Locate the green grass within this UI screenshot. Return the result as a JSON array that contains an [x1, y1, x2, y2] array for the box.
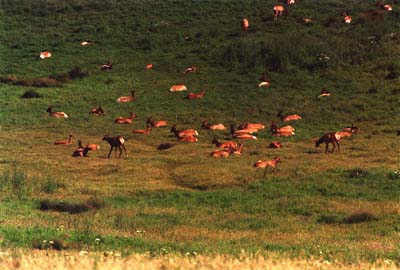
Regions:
[[0, 0, 399, 264]]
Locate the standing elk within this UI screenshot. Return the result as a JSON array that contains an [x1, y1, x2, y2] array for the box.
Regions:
[[242, 18, 249, 32], [46, 106, 68, 118], [187, 90, 206, 100], [273, 5, 285, 20], [146, 117, 168, 128], [315, 132, 341, 154], [201, 120, 226, 130], [102, 135, 127, 158], [254, 156, 281, 168], [116, 91, 136, 103], [114, 112, 137, 124], [54, 135, 73, 145], [342, 11, 352, 23]]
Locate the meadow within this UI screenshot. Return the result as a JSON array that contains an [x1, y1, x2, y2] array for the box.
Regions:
[[0, 0, 399, 267]]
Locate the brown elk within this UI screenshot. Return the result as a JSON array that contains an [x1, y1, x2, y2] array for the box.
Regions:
[[211, 137, 238, 149], [40, 51, 51, 59], [210, 148, 231, 157], [269, 141, 282, 148], [184, 66, 197, 73], [376, 1, 393, 11], [270, 122, 295, 136], [242, 18, 249, 32], [102, 135, 127, 158], [72, 140, 90, 157], [232, 143, 244, 155], [146, 63, 153, 69], [170, 125, 199, 138], [230, 124, 258, 136], [54, 135, 73, 145], [277, 111, 302, 122], [90, 106, 105, 116], [100, 61, 112, 70], [170, 84, 187, 92], [46, 106, 68, 118], [342, 11, 352, 23], [80, 41, 92, 46], [254, 157, 281, 168], [342, 124, 359, 134], [315, 132, 341, 154], [287, 0, 295, 4], [133, 124, 152, 134], [146, 117, 167, 128], [187, 90, 206, 100], [201, 120, 226, 130], [116, 91, 136, 103], [273, 5, 285, 20], [317, 89, 331, 98], [238, 122, 265, 130], [114, 112, 137, 124], [85, 143, 100, 150]]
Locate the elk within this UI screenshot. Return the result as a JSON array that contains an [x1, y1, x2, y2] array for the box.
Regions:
[[85, 143, 100, 150], [90, 106, 105, 116], [40, 51, 51, 59], [72, 140, 90, 157], [242, 18, 249, 32], [270, 122, 295, 136], [254, 156, 281, 168], [315, 132, 341, 154], [317, 89, 331, 98], [170, 84, 187, 92], [80, 41, 92, 46], [210, 148, 231, 157], [116, 91, 136, 103], [232, 133, 257, 140], [146, 63, 153, 69], [269, 141, 282, 148], [146, 117, 167, 128], [211, 137, 238, 149], [46, 106, 68, 118], [177, 135, 198, 142], [232, 143, 244, 155], [187, 90, 206, 100], [277, 111, 302, 122], [342, 124, 359, 134], [287, 0, 295, 4], [170, 125, 198, 137], [54, 135, 73, 145], [184, 66, 197, 73], [258, 81, 270, 87], [114, 112, 137, 124], [238, 122, 265, 130], [102, 135, 127, 158], [273, 5, 285, 20], [100, 61, 112, 70], [342, 11, 352, 23], [230, 124, 258, 136], [376, 1, 393, 11], [303, 18, 312, 23], [133, 124, 152, 134], [201, 120, 226, 130]]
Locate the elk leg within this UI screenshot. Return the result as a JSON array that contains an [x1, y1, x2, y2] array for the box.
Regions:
[[336, 141, 340, 152], [121, 144, 127, 156], [325, 142, 329, 154], [330, 142, 335, 153], [107, 146, 114, 158], [114, 146, 118, 158], [117, 145, 122, 158]]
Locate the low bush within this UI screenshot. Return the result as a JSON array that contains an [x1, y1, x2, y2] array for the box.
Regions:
[[342, 211, 378, 224], [21, 90, 42, 98]]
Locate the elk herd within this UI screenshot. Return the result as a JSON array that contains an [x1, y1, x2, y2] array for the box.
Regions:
[[43, 0, 396, 174]]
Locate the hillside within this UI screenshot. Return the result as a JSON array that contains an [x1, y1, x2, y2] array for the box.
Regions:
[[0, 0, 399, 265]]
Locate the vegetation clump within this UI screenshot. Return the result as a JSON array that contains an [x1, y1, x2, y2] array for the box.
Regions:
[[21, 90, 42, 98]]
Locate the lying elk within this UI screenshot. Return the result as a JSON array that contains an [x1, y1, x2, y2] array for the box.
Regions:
[[102, 135, 127, 158]]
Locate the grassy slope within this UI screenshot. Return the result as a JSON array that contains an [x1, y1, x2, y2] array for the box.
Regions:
[[0, 0, 399, 263]]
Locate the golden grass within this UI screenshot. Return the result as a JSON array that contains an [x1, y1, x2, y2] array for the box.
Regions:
[[0, 250, 398, 270]]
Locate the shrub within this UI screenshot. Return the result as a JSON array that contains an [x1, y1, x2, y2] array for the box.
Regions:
[[39, 200, 90, 214], [342, 211, 378, 224], [347, 168, 369, 178], [21, 90, 42, 98]]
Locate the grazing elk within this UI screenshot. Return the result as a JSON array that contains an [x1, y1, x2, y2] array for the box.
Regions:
[[146, 117, 168, 128], [270, 122, 295, 136], [40, 51, 51, 59], [211, 137, 238, 149], [242, 18, 249, 32], [201, 120, 226, 130], [277, 111, 302, 122], [184, 66, 197, 73], [315, 132, 341, 154], [54, 135, 73, 145], [102, 135, 127, 158], [116, 91, 136, 103], [90, 106, 105, 116], [100, 61, 112, 70], [170, 125, 199, 138], [273, 5, 285, 20], [254, 156, 281, 168], [170, 84, 187, 92], [187, 90, 206, 100], [46, 106, 68, 118], [114, 112, 137, 124]]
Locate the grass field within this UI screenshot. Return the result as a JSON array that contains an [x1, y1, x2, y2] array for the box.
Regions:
[[0, 0, 399, 267]]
